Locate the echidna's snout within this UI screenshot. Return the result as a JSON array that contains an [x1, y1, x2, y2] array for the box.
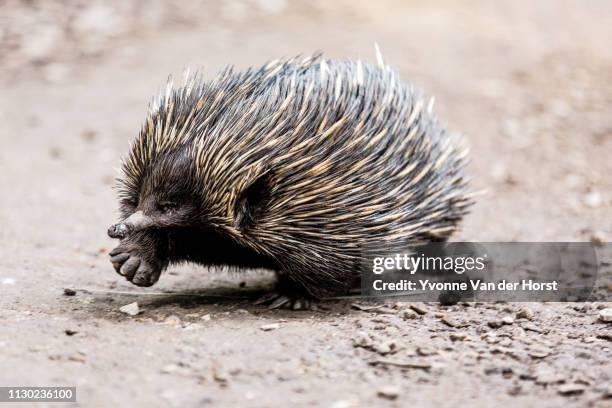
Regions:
[[107, 211, 155, 239], [107, 223, 129, 239]]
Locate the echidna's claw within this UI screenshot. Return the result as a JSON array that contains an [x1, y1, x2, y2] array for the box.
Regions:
[[268, 295, 291, 309], [253, 292, 281, 305], [110, 253, 130, 264], [254, 292, 320, 311]]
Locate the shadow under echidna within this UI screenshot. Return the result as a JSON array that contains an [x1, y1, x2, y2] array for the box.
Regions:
[[107, 52, 473, 310]]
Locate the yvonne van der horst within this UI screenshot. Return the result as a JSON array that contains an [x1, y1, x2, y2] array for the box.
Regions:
[[372, 279, 559, 292]]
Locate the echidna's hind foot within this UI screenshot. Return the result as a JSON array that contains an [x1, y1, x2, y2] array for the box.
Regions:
[[254, 292, 320, 310], [253, 274, 325, 310]]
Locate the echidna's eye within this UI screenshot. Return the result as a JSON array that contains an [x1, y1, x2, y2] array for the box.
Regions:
[[121, 198, 138, 209], [158, 201, 178, 214]]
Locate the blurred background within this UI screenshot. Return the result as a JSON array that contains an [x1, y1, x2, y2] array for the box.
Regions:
[[0, 1, 611, 406], [1, 0, 610, 245]]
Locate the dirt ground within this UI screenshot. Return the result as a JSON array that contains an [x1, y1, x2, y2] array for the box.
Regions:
[[1, 1, 611, 407]]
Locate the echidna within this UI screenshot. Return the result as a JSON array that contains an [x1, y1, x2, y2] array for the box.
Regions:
[[107, 52, 472, 309]]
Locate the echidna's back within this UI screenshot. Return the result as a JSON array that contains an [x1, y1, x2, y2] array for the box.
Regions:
[[204, 57, 472, 249]]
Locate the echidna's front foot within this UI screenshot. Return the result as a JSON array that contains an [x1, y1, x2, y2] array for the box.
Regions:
[[109, 245, 162, 287], [254, 292, 320, 310]]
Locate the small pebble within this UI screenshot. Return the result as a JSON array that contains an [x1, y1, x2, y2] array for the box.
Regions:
[[119, 302, 140, 316], [409, 304, 428, 315], [212, 366, 230, 383], [590, 231, 607, 246], [352, 332, 372, 348], [81, 129, 96, 142], [557, 383, 585, 396], [417, 346, 438, 356], [596, 332, 612, 342], [401, 310, 418, 320], [372, 341, 395, 355], [351, 303, 383, 311], [260, 323, 280, 331], [67, 353, 86, 363], [507, 385, 521, 396], [441, 316, 461, 328], [164, 315, 181, 326], [183, 323, 203, 331], [160, 363, 179, 374], [522, 323, 547, 334], [529, 348, 550, 359], [377, 385, 400, 400], [49, 147, 62, 158], [370, 307, 397, 315], [63, 288, 77, 296], [583, 191, 602, 208], [329, 399, 359, 408], [488, 320, 503, 329], [516, 307, 534, 321], [450, 332, 468, 341], [534, 368, 565, 385], [598, 308, 612, 323]]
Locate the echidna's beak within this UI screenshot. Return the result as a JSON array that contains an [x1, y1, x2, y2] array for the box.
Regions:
[[107, 211, 155, 239]]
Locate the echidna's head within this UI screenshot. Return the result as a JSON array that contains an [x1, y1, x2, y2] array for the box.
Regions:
[[108, 147, 202, 239]]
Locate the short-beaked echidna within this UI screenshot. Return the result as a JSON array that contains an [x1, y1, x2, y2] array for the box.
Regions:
[[107, 53, 472, 309]]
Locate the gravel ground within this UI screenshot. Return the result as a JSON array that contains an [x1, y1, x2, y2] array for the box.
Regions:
[[1, 1, 611, 407]]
